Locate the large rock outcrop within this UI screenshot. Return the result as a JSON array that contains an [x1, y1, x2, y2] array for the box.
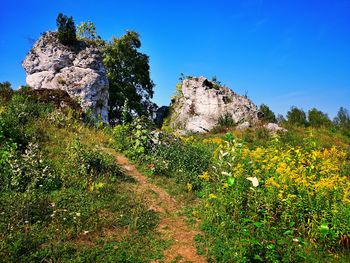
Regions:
[[169, 77, 261, 132], [22, 32, 109, 122]]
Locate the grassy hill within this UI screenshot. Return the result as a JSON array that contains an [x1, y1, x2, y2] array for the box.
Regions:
[[1, 89, 350, 262]]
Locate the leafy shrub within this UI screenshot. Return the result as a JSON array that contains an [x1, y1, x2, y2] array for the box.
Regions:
[[211, 113, 236, 133], [112, 116, 154, 160], [2, 143, 61, 193], [112, 124, 131, 152]]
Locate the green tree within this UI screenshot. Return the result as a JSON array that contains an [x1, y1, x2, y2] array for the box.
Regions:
[[308, 108, 332, 128], [102, 31, 155, 123], [0, 81, 13, 102], [76, 20, 103, 46], [56, 13, 77, 45], [276, 114, 286, 125], [259, 104, 277, 123], [286, 106, 308, 127], [334, 107, 350, 129]]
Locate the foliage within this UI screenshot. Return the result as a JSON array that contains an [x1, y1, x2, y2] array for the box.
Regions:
[[259, 103, 277, 123], [113, 119, 350, 261], [217, 113, 236, 128], [121, 98, 132, 125], [196, 134, 350, 261], [308, 108, 332, 128], [2, 142, 61, 193], [211, 113, 236, 133], [56, 13, 77, 45], [0, 81, 13, 102], [148, 136, 214, 190], [0, 93, 53, 147], [0, 95, 165, 262], [334, 107, 350, 137], [76, 20, 98, 41], [112, 116, 154, 159], [286, 106, 308, 127], [102, 31, 156, 123]]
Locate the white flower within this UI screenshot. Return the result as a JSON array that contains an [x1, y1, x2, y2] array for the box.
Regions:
[[247, 177, 259, 187], [76, 212, 81, 217], [293, 238, 299, 242]]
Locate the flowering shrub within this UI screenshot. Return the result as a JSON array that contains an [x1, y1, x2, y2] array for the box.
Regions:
[[1, 143, 61, 193], [198, 135, 350, 261]]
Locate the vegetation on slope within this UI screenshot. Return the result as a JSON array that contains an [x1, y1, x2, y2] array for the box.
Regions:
[[0, 90, 166, 262], [112, 109, 350, 262]]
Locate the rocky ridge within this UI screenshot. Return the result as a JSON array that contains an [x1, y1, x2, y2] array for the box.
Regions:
[[22, 32, 109, 122]]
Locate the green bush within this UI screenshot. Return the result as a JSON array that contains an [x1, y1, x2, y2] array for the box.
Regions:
[[3, 142, 61, 193], [0, 94, 53, 146]]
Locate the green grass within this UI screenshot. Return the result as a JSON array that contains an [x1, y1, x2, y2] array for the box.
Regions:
[[0, 95, 167, 262]]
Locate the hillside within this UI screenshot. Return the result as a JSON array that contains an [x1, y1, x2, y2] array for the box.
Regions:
[[2, 77, 350, 262]]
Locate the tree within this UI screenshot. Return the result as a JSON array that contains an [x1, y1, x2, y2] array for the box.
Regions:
[[286, 106, 308, 127], [56, 13, 77, 45], [308, 108, 332, 128], [276, 114, 286, 125], [0, 81, 13, 102], [334, 107, 350, 129], [259, 104, 277, 123], [76, 20, 103, 45], [102, 31, 155, 123]]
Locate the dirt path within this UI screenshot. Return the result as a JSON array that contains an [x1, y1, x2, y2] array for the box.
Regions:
[[104, 149, 206, 263]]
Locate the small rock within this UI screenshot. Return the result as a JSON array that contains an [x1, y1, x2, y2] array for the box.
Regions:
[[236, 121, 250, 130], [264, 123, 287, 133]]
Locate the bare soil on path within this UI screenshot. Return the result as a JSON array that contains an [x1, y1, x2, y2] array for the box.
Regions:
[[104, 149, 206, 263]]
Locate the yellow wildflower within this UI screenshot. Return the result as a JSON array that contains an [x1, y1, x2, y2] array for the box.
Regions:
[[208, 193, 217, 199], [199, 171, 210, 181]]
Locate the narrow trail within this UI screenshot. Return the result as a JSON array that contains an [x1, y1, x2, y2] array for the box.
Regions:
[[104, 148, 206, 263]]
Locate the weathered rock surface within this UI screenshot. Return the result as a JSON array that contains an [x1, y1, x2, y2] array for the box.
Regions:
[[169, 77, 261, 132], [264, 123, 287, 133], [22, 32, 109, 122]]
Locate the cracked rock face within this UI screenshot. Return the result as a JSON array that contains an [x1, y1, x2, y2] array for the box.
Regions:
[[169, 77, 261, 132], [22, 32, 109, 122]]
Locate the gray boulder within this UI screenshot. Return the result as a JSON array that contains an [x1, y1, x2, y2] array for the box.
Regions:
[[264, 123, 287, 133], [169, 77, 261, 132], [22, 32, 109, 122]]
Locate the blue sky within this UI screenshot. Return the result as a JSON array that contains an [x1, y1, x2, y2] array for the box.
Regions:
[[0, 0, 349, 118]]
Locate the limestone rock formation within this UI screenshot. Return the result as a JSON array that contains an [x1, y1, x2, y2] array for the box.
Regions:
[[22, 32, 109, 122], [169, 77, 261, 132], [264, 123, 287, 133]]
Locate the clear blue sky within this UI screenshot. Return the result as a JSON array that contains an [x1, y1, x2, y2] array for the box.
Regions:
[[1, 0, 349, 118]]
